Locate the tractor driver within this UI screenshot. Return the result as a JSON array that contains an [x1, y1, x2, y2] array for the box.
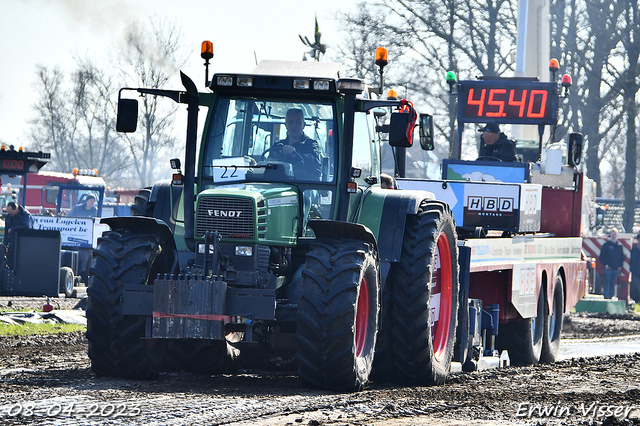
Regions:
[[269, 108, 322, 181], [68, 194, 98, 218], [477, 123, 517, 162]]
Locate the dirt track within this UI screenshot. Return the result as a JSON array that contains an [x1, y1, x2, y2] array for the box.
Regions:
[[1, 300, 640, 425]]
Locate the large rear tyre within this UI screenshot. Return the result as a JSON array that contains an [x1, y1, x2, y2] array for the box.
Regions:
[[541, 275, 564, 363], [131, 188, 154, 216], [389, 201, 459, 385], [86, 231, 165, 379], [497, 286, 545, 366], [296, 240, 379, 391]]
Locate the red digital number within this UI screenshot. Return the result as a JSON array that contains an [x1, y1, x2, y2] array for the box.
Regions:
[[527, 90, 548, 118], [486, 89, 507, 117], [2, 159, 23, 171], [508, 89, 528, 117], [467, 88, 486, 117]]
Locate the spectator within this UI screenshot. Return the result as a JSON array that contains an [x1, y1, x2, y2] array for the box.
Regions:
[[629, 234, 640, 303], [2, 201, 33, 266], [380, 173, 396, 189], [599, 228, 624, 299]]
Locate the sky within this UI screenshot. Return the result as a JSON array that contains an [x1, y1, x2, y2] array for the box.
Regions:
[[0, 0, 358, 148]]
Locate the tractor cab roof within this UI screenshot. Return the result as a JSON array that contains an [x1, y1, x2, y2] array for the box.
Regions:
[[252, 60, 342, 80]]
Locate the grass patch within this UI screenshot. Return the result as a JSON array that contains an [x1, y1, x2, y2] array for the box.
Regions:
[[0, 322, 85, 336]]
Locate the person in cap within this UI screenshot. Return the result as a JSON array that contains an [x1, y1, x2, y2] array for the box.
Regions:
[[629, 233, 640, 302], [68, 193, 98, 218], [599, 227, 624, 299], [477, 123, 517, 162]]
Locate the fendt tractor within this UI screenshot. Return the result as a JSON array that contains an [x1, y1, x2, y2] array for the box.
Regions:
[[86, 42, 586, 391]]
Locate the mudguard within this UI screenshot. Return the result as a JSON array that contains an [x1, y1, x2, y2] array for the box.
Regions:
[[99, 216, 180, 274], [359, 189, 435, 263], [307, 220, 378, 257], [149, 180, 183, 233]]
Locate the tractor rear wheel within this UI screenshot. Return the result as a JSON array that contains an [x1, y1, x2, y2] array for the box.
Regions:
[[131, 188, 154, 216], [389, 201, 459, 385], [86, 231, 165, 379], [296, 240, 379, 391], [497, 286, 545, 366], [541, 275, 564, 363]]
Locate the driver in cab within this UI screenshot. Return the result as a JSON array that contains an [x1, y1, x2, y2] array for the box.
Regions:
[[477, 123, 517, 162], [270, 108, 322, 180]]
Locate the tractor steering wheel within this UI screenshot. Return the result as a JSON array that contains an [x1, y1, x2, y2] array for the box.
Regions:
[[476, 156, 503, 162], [261, 144, 305, 163]]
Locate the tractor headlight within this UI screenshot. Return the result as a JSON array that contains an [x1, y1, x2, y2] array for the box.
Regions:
[[235, 246, 253, 256]]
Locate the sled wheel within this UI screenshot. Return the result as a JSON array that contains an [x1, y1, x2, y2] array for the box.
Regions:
[[497, 285, 545, 366], [541, 275, 564, 363], [297, 240, 379, 390]]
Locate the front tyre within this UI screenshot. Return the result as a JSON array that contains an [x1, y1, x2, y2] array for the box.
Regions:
[[86, 231, 165, 379], [541, 275, 564, 363], [390, 201, 459, 385], [296, 240, 379, 391]]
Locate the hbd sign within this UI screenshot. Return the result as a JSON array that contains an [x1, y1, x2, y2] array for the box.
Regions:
[[467, 196, 514, 213], [463, 185, 519, 230]]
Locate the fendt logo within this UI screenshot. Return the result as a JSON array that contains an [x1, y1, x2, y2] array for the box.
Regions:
[[207, 209, 242, 218], [467, 196, 514, 213]]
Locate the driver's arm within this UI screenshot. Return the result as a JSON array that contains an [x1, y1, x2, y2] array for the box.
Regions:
[[292, 139, 322, 180]]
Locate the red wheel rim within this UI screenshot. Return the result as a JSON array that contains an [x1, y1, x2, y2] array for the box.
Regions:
[[355, 276, 369, 357], [431, 232, 453, 361]]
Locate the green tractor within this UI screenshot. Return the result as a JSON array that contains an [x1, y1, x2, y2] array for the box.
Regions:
[[86, 44, 459, 391]]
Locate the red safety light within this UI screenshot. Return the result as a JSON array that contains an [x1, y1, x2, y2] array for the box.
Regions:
[[562, 74, 572, 88], [549, 58, 560, 72], [201, 41, 214, 60], [172, 173, 184, 186]]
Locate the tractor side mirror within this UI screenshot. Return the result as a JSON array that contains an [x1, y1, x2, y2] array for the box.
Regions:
[[116, 98, 139, 133], [567, 132, 583, 167], [419, 114, 434, 151], [389, 113, 412, 147]]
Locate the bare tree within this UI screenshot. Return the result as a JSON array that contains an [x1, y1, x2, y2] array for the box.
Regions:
[[333, 0, 518, 175], [29, 62, 130, 185], [30, 66, 76, 171], [620, 0, 640, 231], [116, 17, 188, 187]]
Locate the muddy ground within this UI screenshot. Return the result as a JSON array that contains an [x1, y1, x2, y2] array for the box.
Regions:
[[1, 297, 640, 425]]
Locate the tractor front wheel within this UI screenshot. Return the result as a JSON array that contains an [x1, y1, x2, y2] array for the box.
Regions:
[[296, 240, 379, 391], [86, 231, 165, 379]]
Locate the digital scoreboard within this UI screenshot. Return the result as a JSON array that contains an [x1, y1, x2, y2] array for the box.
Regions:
[[457, 80, 558, 126]]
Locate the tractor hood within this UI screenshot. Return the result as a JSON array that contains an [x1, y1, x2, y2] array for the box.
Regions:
[[196, 183, 300, 245]]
